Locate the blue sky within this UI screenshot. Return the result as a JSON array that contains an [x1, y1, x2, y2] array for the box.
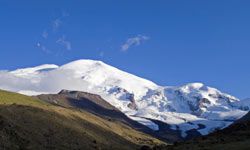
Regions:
[[0, 0, 250, 98]]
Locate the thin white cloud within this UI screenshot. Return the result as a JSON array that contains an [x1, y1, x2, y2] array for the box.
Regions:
[[0, 69, 87, 94], [42, 30, 48, 39], [52, 18, 62, 31], [37, 11, 72, 54], [36, 42, 51, 53], [56, 36, 71, 50], [52, 12, 69, 31], [99, 51, 104, 57], [121, 35, 150, 52], [62, 11, 70, 17]]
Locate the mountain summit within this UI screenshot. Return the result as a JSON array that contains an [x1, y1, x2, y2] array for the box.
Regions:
[[0, 59, 249, 138]]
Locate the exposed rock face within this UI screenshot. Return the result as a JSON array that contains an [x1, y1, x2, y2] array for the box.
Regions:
[[128, 98, 137, 110], [108, 86, 138, 110]]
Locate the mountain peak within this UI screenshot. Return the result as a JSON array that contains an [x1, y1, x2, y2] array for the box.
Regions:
[[185, 82, 205, 89], [0, 59, 248, 138], [60, 59, 109, 70]]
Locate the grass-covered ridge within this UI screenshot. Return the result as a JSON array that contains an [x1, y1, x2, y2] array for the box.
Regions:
[[0, 89, 164, 150], [0, 90, 47, 106]]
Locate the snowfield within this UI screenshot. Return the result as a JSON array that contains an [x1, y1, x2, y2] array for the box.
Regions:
[[0, 59, 249, 137]]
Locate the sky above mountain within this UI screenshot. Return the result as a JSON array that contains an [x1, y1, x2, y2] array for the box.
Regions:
[[0, 0, 250, 98]]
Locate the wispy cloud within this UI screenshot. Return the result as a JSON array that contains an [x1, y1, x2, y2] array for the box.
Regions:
[[52, 11, 69, 31], [56, 36, 71, 50], [52, 18, 62, 31], [121, 35, 150, 52], [36, 42, 50, 53], [37, 11, 72, 54], [42, 30, 48, 39], [99, 51, 104, 57]]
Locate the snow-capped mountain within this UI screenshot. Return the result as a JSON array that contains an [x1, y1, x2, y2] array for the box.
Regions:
[[0, 59, 248, 137], [232, 98, 250, 111]]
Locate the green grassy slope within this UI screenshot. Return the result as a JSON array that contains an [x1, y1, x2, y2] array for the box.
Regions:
[[0, 90, 47, 106], [0, 90, 164, 150]]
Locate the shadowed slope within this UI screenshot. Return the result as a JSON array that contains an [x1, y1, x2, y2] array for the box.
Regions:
[[36, 90, 160, 134], [0, 90, 164, 150], [161, 112, 250, 150]]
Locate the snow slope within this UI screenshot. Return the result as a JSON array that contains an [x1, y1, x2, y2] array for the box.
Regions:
[[232, 98, 250, 111], [0, 59, 248, 137]]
